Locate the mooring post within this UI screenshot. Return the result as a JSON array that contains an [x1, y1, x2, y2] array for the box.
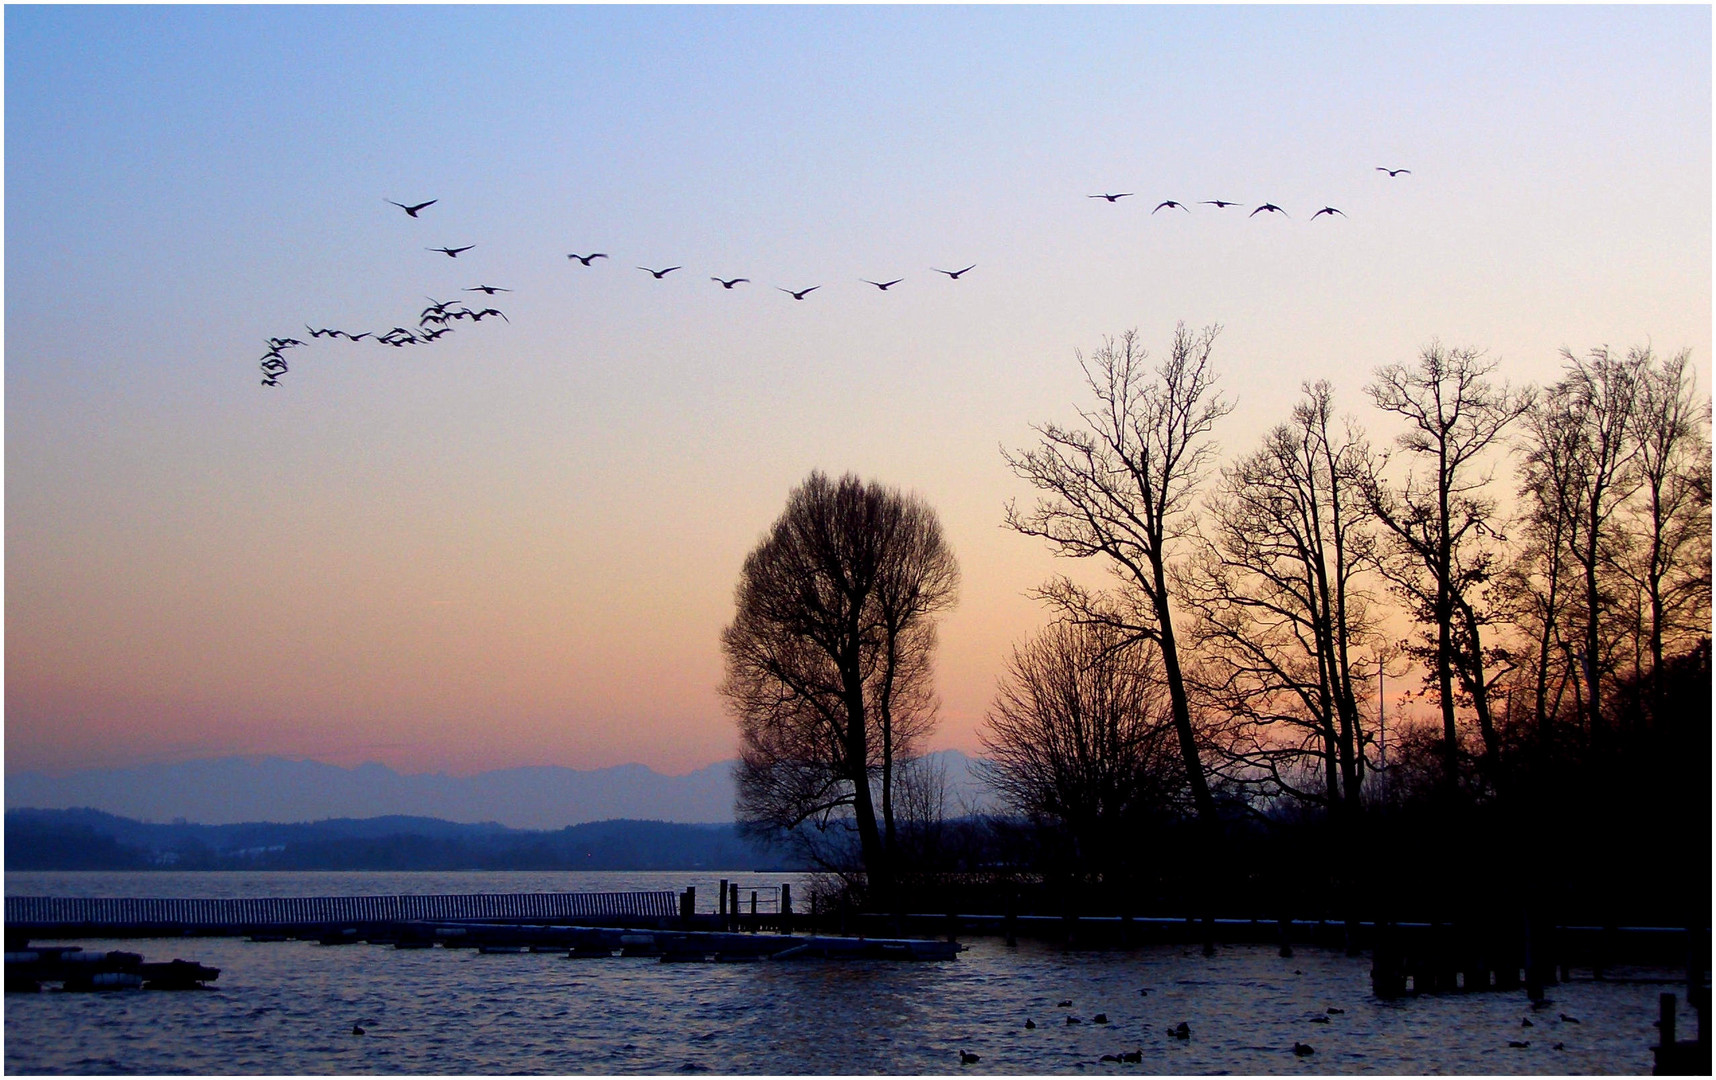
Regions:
[[680, 887, 695, 924], [1525, 913, 1545, 1003], [718, 879, 728, 925], [730, 883, 740, 932], [750, 891, 758, 932], [780, 883, 792, 935]]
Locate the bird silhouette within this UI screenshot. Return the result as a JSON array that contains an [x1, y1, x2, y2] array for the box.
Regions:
[[1325, 1008, 1343, 1015], [1202, 200, 1241, 208], [711, 277, 749, 289], [1310, 1015, 1330, 1024], [1249, 203, 1288, 218], [1376, 167, 1411, 177], [1310, 206, 1346, 220], [1153, 200, 1191, 213], [1056, 1001, 1072, 1008], [1024, 1019, 1035, 1029], [420, 326, 453, 341], [1508, 1041, 1530, 1049], [386, 199, 436, 217], [958, 1051, 980, 1065], [429, 246, 474, 257], [465, 285, 511, 294], [568, 253, 609, 265], [266, 337, 306, 349], [1293, 1043, 1315, 1056], [469, 307, 509, 322], [306, 326, 338, 339], [1093, 1014, 1109, 1024], [779, 286, 820, 300], [1089, 193, 1133, 202], [342, 332, 372, 342], [1169, 1023, 1190, 1040], [863, 278, 903, 291], [352, 1024, 366, 1036], [933, 265, 975, 279], [638, 266, 681, 279], [1522, 1018, 1534, 1028], [1558, 1014, 1580, 1024]]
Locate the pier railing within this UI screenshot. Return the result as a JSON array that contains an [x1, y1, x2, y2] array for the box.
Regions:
[[6, 890, 680, 930]]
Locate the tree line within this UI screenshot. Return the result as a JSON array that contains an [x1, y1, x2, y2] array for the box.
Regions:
[[721, 326, 1710, 919]]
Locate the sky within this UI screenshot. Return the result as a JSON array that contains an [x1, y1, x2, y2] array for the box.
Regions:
[[5, 6, 1710, 778]]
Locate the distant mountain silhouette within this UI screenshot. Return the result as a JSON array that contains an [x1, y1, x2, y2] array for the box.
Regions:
[[4, 808, 803, 872], [4, 750, 995, 829]]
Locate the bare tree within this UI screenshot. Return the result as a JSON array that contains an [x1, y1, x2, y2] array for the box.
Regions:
[[721, 472, 958, 899], [1003, 323, 1231, 826], [1186, 382, 1380, 820], [1363, 343, 1532, 788], [1625, 347, 1711, 681], [1534, 347, 1644, 747], [980, 620, 1182, 880]]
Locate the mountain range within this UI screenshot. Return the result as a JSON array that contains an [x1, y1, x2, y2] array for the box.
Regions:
[[5, 750, 994, 829]]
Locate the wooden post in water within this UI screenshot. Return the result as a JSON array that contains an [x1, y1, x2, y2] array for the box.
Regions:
[[718, 880, 728, 926], [1524, 913, 1545, 1003], [750, 891, 758, 932], [780, 883, 792, 935], [730, 883, 740, 932], [680, 887, 695, 924]]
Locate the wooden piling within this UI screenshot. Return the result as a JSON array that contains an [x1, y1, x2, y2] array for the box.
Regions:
[[730, 883, 740, 932], [779, 884, 792, 935], [718, 880, 728, 924], [750, 891, 758, 932]]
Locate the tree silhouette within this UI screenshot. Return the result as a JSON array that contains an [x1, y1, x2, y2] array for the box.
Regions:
[[721, 472, 958, 901]]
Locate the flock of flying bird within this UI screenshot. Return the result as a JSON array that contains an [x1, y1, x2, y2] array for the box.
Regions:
[[255, 167, 1409, 386]]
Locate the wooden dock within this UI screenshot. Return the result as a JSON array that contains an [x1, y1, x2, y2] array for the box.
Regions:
[[5, 890, 680, 939], [3, 890, 962, 962]]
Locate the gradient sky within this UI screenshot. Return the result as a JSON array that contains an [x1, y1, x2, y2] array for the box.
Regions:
[[6, 6, 1710, 777]]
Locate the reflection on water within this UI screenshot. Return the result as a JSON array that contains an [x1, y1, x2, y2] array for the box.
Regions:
[[4, 872, 1694, 1074]]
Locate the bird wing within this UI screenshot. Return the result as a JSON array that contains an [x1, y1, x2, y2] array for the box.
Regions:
[[409, 200, 437, 213]]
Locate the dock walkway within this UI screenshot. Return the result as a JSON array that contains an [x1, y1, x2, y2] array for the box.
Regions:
[[5, 890, 679, 937]]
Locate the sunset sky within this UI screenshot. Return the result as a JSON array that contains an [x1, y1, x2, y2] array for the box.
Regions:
[[6, 6, 1710, 778]]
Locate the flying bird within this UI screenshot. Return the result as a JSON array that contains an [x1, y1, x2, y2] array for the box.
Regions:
[[567, 253, 609, 265], [1088, 193, 1133, 202], [1202, 200, 1241, 208], [420, 326, 453, 340], [1310, 206, 1346, 220], [429, 245, 474, 257], [386, 199, 437, 217], [467, 307, 508, 322], [711, 277, 749, 289], [863, 278, 903, 290], [1153, 200, 1191, 213], [1249, 203, 1288, 217], [638, 266, 681, 278], [932, 265, 975, 279], [779, 286, 820, 300], [465, 285, 511, 294], [1376, 167, 1411, 177], [266, 337, 306, 349]]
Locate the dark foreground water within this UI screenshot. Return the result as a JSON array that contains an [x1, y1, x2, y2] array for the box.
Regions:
[[5, 872, 1695, 1074]]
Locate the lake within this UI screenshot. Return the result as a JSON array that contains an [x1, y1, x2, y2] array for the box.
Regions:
[[4, 871, 1694, 1074]]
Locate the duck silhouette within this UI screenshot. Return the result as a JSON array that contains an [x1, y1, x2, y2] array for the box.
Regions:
[[958, 1050, 980, 1065], [1293, 1042, 1314, 1056], [1169, 1022, 1190, 1039]]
